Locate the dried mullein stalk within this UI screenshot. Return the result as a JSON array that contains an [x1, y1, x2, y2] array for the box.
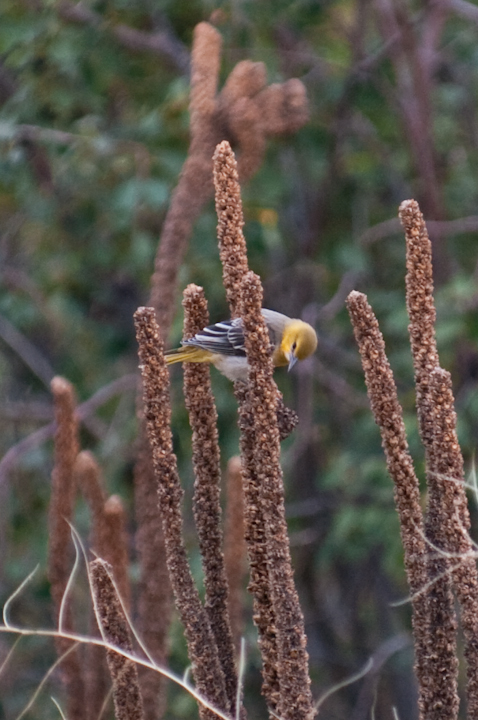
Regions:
[[182, 283, 238, 715], [213, 140, 280, 709], [213, 140, 308, 714], [90, 558, 144, 720], [48, 376, 84, 720], [213, 140, 250, 319], [349, 199, 478, 720], [240, 271, 314, 720], [428, 368, 478, 717], [400, 199, 439, 457], [134, 306, 228, 720], [149, 22, 222, 337], [400, 199, 461, 718], [223, 455, 247, 653], [99, 495, 131, 613], [346, 291, 434, 719], [234, 379, 280, 711], [74, 450, 110, 720], [134, 432, 171, 720], [150, 22, 308, 340]]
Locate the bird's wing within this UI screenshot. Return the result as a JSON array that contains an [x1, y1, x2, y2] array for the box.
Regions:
[[182, 317, 246, 356]]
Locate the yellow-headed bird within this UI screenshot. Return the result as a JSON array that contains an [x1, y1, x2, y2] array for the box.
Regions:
[[165, 309, 318, 382]]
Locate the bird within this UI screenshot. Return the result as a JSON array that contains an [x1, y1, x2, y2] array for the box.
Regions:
[[165, 308, 318, 382]]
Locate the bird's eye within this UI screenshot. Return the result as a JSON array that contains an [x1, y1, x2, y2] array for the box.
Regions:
[[292, 341, 297, 351]]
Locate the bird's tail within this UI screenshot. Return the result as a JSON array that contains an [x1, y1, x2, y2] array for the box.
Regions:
[[164, 346, 213, 365]]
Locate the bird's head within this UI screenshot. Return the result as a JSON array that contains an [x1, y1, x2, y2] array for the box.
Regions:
[[282, 320, 318, 371]]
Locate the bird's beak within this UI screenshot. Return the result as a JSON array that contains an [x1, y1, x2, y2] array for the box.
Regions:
[[287, 353, 298, 372]]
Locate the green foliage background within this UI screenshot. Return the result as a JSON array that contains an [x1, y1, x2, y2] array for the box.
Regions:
[[1, 1, 478, 718]]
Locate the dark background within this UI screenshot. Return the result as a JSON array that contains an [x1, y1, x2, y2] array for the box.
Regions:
[[1, 1, 478, 718]]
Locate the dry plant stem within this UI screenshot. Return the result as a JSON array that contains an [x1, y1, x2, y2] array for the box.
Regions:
[[90, 559, 145, 720], [402, 198, 464, 512], [213, 140, 306, 710], [235, 381, 280, 712], [218, 61, 267, 181], [400, 199, 439, 456], [276, 397, 299, 440], [400, 199, 461, 717], [212, 140, 298, 441], [85, 629, 110, 720], [134, 431, 171, 720], [134, 306, 228, 720], [255, 80, 309, 136], [99, 496, 131, 612], [49, 377, 79, 614], [429, 368, 478, 718], [75, 452, 131, 609], [48, 376, 84, 720], [75, 451, 106, 537], [218, 63, 308, 178], [139, 32, 223, 696], [213, 140, 279, 709], [149, 24, 308, 339], [345, 292, 431, 720], [213, 140, 249, 319], [240, 271, 314, 720], [224, 456, 247, 653], [74, 451, 110, 720], [420, 373, 459, 720], [182, 284, 239, 715], [149, 23, 221, 337], [135, 24, 223, 713]]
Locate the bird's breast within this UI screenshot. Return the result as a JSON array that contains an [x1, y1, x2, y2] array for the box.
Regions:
[[212, 355, 249, 382]]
